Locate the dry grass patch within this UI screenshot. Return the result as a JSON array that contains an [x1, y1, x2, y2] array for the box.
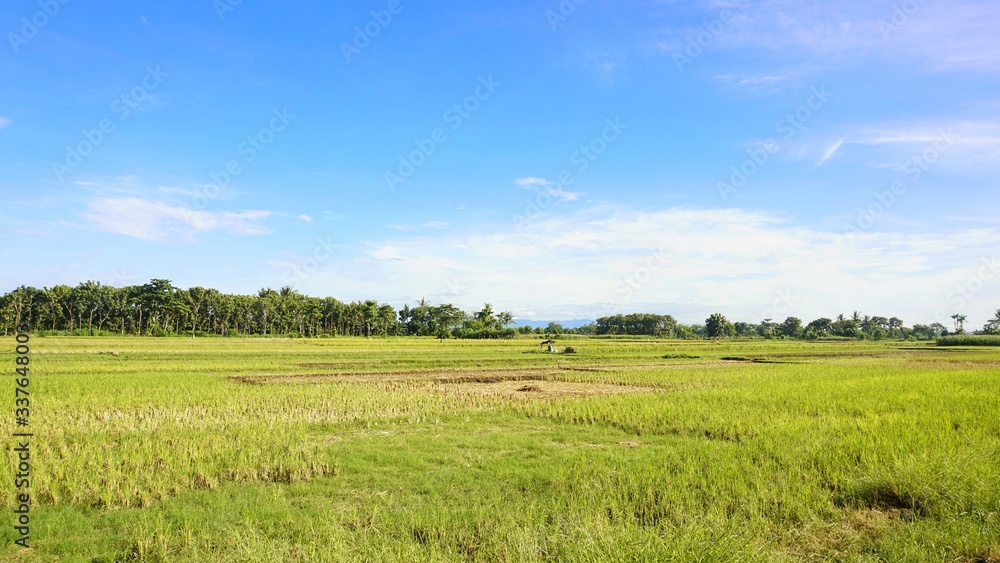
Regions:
[[431, 379, 662, 400], [232, 367, 567, 385], [786, 508, 902, 560]]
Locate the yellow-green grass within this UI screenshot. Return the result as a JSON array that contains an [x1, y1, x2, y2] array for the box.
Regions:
[[2, 337, 998, 561]]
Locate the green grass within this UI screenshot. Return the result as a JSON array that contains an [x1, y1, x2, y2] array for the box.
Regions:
[[938, 335, 1000, 346], [2, 337, 998, 561]]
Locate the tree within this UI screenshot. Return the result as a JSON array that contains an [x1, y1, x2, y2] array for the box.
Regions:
[[951, 314, 968, 333], [186, 286, 208, 335], [779, 317, 803, 339], [139, 279, 178, 335], [42, 285, 72, 330], [595, 314, 677, 337], [806, 318, 833, 337], [497, 311, 514, 328], [912, 323, 946, 340], [705, 313, 734, 338], [888, 317, 904, 339], [983, 309, 1000, 335], [257, 288, 278, 335], [757, 319, 778, 339], [476, 304, 498, 330]]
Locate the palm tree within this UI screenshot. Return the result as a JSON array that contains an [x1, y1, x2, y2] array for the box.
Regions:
[[497, 311, 514, 328], [951, 314, 968, 333], [984, 309, 1000, 335], [476, 304, 497, 329]]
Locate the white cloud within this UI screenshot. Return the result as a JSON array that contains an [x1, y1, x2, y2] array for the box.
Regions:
[[546, 188, 582, 202], [297, 215, 314, 223], [515, 177, 551, 188], [762, 121, 1000, 172], [714, 72, 803, 91], [707, 0, 1000, 73], [0, 117, 11, 128], [845, 122, 1000, 171], [157, 185, 200, 198], [291, 205, 1000, 326], [515, 177, 582, 202], [817, 138, 846, 166], [83, 197, 273, 242]]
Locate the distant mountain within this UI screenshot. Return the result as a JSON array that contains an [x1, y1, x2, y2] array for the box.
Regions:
[[513, 319, 595, 330]]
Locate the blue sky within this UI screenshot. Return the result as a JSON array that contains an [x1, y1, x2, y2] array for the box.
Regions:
[[2, 0, 999, 327]]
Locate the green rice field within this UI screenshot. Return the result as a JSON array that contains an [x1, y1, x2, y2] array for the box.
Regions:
[[2, 337, 999, 561]]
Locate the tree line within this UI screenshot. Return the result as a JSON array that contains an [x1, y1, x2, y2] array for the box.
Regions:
[[700, 311, 1000, 341], [1, 280, 997, 340], [1, 280, 415, 338]]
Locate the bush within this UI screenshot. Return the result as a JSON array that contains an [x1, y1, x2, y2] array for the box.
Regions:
[[452, 328, 518, 340], [937, 335, 1000, 347]]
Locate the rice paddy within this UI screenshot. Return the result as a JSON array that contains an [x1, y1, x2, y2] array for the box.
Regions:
[[2, 337, 998, 561]]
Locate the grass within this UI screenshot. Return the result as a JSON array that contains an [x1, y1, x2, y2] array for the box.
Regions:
[[1, 337, 998, 561], [938, 335, 1000, 346]]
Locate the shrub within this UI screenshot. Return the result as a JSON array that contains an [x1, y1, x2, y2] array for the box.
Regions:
[[452, 328, 518, 340], [937, 335, 1000, 347]]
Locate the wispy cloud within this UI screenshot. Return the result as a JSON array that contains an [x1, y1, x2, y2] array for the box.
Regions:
[[817, 138, 846, 166], [844, 122, 1000, 170], [706, 0, 1000, 73], [515, 177, 551, 188], [763, 121, 1000, 171], [0, 117, 11, 128], [83, 198, 274, 242], [515, 177, 582, 202], [714, 72, 803, 91], [290, 205, 1000, 324]]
